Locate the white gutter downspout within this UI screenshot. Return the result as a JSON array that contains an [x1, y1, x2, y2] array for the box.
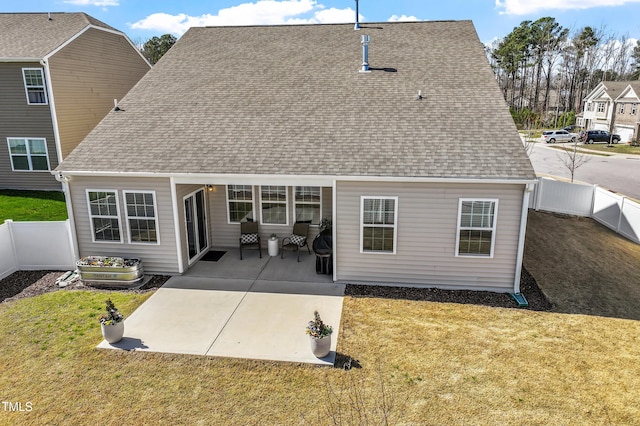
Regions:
[[53, 174, 79, 262], [332, 179, 337, 282], [513, 182, 536, 293], [170, 177, 185, 274], [40, 59, 63, 165]]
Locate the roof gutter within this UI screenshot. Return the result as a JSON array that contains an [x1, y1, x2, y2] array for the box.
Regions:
[[52, 170, 538, 186], [0, 57, 43, 62]]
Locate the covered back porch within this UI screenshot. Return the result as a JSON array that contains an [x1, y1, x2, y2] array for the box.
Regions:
[[174, 179, 335, 280]]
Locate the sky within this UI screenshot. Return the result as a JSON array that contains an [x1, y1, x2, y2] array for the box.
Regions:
[[3, 0, 640, 44]]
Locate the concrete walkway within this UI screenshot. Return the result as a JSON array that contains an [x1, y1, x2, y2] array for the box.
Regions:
[[97, 249, 345, 365]]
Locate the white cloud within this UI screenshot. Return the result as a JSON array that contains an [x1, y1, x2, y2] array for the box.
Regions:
[[63, 0, 119, 6], [388, 14, 419, 22], [496, 0, 640, 15], [130, 0, 360, 36]]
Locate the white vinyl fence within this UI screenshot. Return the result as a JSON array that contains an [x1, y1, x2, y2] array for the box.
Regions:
[[530, 177, 640, 244], [0, 220, 75, 280]]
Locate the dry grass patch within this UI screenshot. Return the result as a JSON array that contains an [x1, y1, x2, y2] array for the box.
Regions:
[[524, 210, 640, 320], [2, 288, 640, 425]]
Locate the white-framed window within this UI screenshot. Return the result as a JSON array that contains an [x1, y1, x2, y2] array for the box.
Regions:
[[22, 68, 48, 105], [260, 185, 288, 225], [226, 185, 254, 223], [124, 191, 159, 244], [7, 138, 50, 171], [87, 190, 122, 243], [620, 104, 625, 114], [360, 196, 397, 254], [294, 186, 321, 225], [597, 102, 605, 113], [455, 199, 498, 258], [632, 103, 637, 115], [586, 102, 593, 112]]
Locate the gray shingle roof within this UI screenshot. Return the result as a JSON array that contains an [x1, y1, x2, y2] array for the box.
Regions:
[[58, 21, 536, 180], [601, 81, 638, 99], [0, 13, 117, 59]]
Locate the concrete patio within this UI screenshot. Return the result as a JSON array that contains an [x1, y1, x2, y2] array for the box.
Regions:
[[97, 247, 344, 365]]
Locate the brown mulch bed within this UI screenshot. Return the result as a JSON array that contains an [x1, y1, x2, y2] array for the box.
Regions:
[[0, 270, 170, 304], [1, 266, 551, 311], [345, 266, 552, 311]]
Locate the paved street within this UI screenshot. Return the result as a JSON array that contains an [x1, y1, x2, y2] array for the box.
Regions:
[[527, 141, 640, 200]]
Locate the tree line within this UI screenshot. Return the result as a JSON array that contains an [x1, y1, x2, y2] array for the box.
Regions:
[[487, 17, 640, 128]]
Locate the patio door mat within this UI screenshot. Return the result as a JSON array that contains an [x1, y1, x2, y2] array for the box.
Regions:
[[201, 250, 227, 262]]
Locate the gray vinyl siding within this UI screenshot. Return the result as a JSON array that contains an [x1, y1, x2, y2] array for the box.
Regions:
[[206, 185, 332, 249], [47, 27, 150, 159], [335, 181, 524, 291], [0, 62, 60, 190], [69, 176, 179, 274]]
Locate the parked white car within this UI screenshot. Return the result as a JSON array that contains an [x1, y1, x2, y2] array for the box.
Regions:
[[541, 130, 577, 143]]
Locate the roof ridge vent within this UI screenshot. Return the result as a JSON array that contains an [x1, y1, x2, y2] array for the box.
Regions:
[[359, 34, 371, 73], [354, 0, 360, 30]]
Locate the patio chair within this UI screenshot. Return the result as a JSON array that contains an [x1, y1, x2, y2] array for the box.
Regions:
[[239, 221, 262, 260], [281, 222, 311, 262]]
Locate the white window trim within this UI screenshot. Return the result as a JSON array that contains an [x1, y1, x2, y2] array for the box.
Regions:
[[360, 195, 398, 254], [259, 185, 289, 226], [86, 189, 123, 244], [22, 68, 48, 105], [632, 103, 637, 115], [620, 104, 625, 114], [123, 190, 160, 245], [293, 186, 322, 226], [6, 137, 51, 172], [455, 198, 499, 258], [226, 185, 255, 224]]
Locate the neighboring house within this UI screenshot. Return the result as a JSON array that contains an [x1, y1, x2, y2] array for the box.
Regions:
[[580, 81, 635, 137], [612, 82, 640, 142], [0, 12, 150, 191], [55, 21, 537, 293]]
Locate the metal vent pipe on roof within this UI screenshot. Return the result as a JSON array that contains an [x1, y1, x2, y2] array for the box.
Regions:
[[360, 34, 371, 73], [354, 0, 360, 30]]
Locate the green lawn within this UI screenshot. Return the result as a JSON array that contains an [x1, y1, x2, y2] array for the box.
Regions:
[[580, 143, 640, 155], [0, 190, 67, 224]]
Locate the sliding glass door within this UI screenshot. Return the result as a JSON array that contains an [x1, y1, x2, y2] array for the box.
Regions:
[[184, 189, 208, 261]]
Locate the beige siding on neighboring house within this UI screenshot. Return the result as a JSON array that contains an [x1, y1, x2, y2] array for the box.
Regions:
[[48, 27, 150, 158], [206, 185, 332, 249], [0, 62, 60, 190], [335, 181, 524, 291], [69, 176, 178, 274]]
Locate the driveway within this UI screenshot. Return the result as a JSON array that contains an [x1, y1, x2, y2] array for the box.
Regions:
[[97, 249, 345, 365]]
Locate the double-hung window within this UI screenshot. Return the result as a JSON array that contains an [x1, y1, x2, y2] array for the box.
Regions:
[[632, 103, 637, 115], [361, 196, 397, 253], [620, 104, 625, 114], [260, 186, 288, 225], [87, 190, 122, 242], [227, 185, 254, 223], [294, 186, 321, 224], [456, 199, 498, 257], [22, 68, 48, 105], [7, 138, 50, 171], [124, 191, 158, 244], [597, 102, 605, 113]]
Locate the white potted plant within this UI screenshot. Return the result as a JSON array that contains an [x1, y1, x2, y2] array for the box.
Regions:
[[99, 299, 125, 344], [306, 310, 333, 358]]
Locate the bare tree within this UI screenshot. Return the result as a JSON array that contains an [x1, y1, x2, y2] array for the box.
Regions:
[[557, 141, 591, 182]]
